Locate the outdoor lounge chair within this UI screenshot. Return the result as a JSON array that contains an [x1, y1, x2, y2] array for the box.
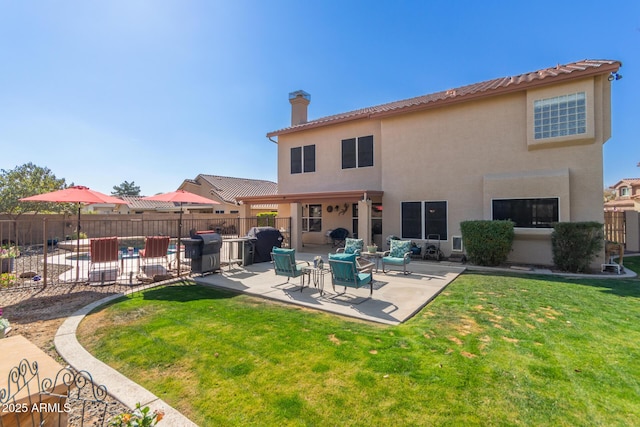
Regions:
[[139, 236, 171, 275], [329, 228, 349, 247], [336, 237, 363, 256], [89, 237, 120, 283], [382, 239, 412, 275], [271, 246, 310, 288], [328, 252, 373, 296], [336, 238, 374, 273]]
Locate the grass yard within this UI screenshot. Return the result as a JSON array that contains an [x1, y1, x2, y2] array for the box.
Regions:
[[78, 258, 640, 426]]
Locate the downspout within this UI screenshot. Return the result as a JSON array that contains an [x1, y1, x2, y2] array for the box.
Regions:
[[268, 136, 278, 144]]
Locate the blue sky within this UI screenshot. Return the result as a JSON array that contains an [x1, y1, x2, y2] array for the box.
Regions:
[[0, 1, 638, 195]]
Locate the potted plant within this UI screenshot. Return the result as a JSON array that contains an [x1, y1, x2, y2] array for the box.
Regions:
[[367, 244, 378, 254], [0, 244, 20, 274]]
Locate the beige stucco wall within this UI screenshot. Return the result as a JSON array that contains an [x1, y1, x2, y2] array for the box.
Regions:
[[381, 80, 607, 266], [276, 75, 611, 267], [277, 120, 382, 194]]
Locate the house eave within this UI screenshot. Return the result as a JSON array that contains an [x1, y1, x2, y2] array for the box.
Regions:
[[237, 190, 384, 205]]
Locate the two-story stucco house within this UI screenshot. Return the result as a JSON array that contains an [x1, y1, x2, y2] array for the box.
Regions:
[[239, 59, 621, 267], [604, 178, 640, 212]]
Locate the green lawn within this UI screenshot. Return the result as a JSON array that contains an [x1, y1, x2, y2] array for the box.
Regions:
[[78, 258, 640, 426]]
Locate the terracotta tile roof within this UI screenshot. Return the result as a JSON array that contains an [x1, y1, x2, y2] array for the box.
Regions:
[[198, 175, 278, 204], [609, 178, 640, 189], [268, 59, 621, 137]]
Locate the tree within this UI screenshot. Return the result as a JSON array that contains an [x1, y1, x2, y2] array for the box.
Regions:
[[0, 163, 68, 219], [112, 181, 141, 196], [604, 188, 616, 202]]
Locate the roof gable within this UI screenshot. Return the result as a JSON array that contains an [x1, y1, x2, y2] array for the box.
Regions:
[[268, 59, 621, 137], [610, 178, 640, 189], [197, 175, 278, 204]]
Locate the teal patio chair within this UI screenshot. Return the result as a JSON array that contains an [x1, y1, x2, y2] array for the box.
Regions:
[[328, 252, 373, 296], [382, 239, 412, 275], [336, 237, 364, 256], [271, 246, 310, 289]]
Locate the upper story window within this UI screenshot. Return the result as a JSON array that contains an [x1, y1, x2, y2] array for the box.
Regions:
[[342, 135, 373, 169], [534, 92, 586, 140], [492, 198, 559, 228], [291, 145, 316, 174], [620, 187, 630, 197]]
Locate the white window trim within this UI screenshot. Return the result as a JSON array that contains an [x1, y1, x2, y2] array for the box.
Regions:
[[302, 204, 322, 232]]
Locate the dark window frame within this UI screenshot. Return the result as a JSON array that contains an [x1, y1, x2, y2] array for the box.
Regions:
[[291, 144, 316, 174], [401, 201, 448, 240], [492, 198, 559, 228], [341, 135, 374, 169]]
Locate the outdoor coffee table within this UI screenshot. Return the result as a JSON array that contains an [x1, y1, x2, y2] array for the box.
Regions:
[[302, 265, 329, 295]]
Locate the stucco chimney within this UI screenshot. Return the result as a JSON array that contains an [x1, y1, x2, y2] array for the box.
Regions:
[[289, 90, 310, 126]]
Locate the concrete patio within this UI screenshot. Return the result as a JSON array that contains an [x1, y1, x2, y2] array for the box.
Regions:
[[194, 249, 466, 325]]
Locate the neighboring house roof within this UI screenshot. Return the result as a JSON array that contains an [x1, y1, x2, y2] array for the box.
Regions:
[[268, 59, 621, 137], [119, 196, 176, 210], [194, 175, 278, 205], [610, 178, 640, 189]]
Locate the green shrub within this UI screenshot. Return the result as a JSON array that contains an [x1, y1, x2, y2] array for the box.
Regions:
[[257, 212, 277, 227], [460, 220, 515, 266], [551, 222, 603, 273]]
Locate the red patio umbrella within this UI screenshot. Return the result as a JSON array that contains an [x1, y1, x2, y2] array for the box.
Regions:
[[20, 186, 125, 282], [141, 190, 219, 276]]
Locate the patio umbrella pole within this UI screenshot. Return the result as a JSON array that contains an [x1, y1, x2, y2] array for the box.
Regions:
[[177, 203, 183, 277], [76, 203, 81, 283]]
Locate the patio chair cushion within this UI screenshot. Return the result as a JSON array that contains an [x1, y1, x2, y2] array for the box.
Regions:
[[328, 252, 357, 263], [272, 246, 296, 264], [328, 253, 372, 289], [389, 240, 411, 258], [343, 238, 364, 255], [382, 256, 408, 266]]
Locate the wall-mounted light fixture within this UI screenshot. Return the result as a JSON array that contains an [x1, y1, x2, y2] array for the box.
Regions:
[[608, 72, 622, 81]]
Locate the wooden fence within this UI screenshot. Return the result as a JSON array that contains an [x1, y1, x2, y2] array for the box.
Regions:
[[604, 211, 625, 245]]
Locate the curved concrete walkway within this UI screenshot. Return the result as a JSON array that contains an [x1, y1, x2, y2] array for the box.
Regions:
[[54, 282, 198, 427]]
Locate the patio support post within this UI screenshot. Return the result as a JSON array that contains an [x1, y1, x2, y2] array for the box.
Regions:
[[290, 202, 303, 251], [358, 199, 372, 246], [237, 204, 251, 236], [43, 217, 48, 288]]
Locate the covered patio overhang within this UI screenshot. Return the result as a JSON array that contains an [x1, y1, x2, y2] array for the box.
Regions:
[[237, 190, 384, 251], [237, 190, 383, 204]]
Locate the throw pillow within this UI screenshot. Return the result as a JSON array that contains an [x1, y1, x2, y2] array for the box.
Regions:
[[389, 240, 411, 258], [343, 238, 363, 254]]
